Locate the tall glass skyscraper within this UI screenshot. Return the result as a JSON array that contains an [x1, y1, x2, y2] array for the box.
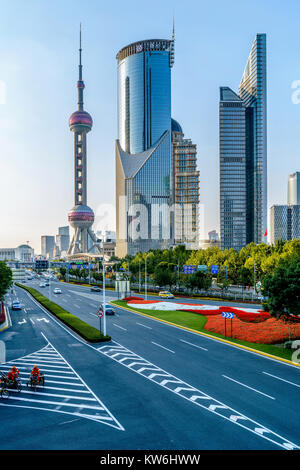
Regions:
[[288, 172, 300, 205], [220, 34, 267, 250], [219, 87, 247, 251], [239, 33, 267, 245], [116, 38, 175, 257]]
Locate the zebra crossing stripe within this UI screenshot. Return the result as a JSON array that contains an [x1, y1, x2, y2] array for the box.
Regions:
[[1, 337, 124, 431], [98, 341, 299, 450]]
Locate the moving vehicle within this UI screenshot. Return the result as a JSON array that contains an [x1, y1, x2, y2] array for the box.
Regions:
[[158, 291, 174, 299], [98, 303, 115, 315], [11, 300, 22, 310], [53, 288, 62, 294], [91, 286, 101, 292], [39, 283, 46, 288]]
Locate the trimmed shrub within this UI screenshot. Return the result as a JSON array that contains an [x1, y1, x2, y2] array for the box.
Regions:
[[16, 284, 111, 343]]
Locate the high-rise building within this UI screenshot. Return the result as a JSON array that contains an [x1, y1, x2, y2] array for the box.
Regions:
[[239, 33, 267, 244], [116, 36, 175, 257], [41, 236, 55, 259], [219, 87, 247, 251], [67, 27, 100, 256], [172, 119, 199, 249], [58, 226, 69, 237], [220, 34, 267, 250], [270, 205, 300, 244], [288, 172, 300, 205]]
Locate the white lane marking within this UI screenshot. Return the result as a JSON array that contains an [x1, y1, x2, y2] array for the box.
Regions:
[[1, 364, 74, 374], [7, 388, 97, 401], [222, 375, 275, 400], [113, 324, 127, 331], [151, 342, 175, 354], [98, 341, 299, 450], [74, 304, 81, 309], [12, 359, 70, 368], [41, 333, 124, 431], [136, 322, 152, 330], [180, 339, 208, 351], [5, 395, 104, 410], [262, 372, 300, 388], [29, 318, 35, 325]]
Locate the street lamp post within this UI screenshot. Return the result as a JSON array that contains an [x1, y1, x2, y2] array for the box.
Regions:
[[102, 238, 106, 336], [139, 261, 141, 293], [145, 253, 151, 300]]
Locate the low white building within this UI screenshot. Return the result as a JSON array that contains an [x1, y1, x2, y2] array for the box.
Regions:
[[0, 244, 34, 262]]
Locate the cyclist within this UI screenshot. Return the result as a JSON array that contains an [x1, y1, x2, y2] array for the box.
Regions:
[[30, 365, 41, 385], [7, 366, 20, 384]]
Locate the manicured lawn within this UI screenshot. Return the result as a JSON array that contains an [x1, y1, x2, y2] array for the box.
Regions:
[[112, 300, 297, 362], [16, 283, 111, 343]]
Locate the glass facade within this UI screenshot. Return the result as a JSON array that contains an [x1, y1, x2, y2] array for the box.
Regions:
[[116, 38, 174, 257], [219, 87, 247, 251], [270, 205, 300, 244], [239, 33, 267, 244], [117, 39, 172, 155], [288, 172, 300, 205], [172, 120, 199, 249]]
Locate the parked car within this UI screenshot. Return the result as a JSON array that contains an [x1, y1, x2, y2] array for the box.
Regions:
[[98, 303, 115, 315], [53, 288, 62, 294], [158, 291, 174, 299], [12, 300, 22, 310], [91, 286, 101, 292], [39, 283, 46, 288]]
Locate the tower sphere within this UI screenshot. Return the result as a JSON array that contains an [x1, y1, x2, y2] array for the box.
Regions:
[[69, 110, 93, 131], [68, 204, 95, 229]]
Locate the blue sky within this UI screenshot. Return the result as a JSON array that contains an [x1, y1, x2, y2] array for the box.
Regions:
[[1, 0, 300, 252]]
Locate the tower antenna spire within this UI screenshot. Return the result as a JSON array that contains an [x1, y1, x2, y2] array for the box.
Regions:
[[79, 23, 83, 81]]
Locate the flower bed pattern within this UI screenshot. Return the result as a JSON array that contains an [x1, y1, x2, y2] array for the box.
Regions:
[[204, 315, 300, 344]]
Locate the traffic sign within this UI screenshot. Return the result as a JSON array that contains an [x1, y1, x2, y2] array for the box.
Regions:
[[183, 265, 196, 274], [97, 309, 104, 318], [211, 265, 218, 274], [222, 312, 234, 319], [197, 265, 207, 272]]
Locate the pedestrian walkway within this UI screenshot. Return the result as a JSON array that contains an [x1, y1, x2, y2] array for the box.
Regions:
[[0, 341, 124, 430]]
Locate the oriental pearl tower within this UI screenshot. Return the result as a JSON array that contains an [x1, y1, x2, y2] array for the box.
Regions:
[[67, 26, 100, 256]]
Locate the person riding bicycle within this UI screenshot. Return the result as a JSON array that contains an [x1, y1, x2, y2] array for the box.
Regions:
[[7, 366, 20, 384], [31, 365, 40, 385]]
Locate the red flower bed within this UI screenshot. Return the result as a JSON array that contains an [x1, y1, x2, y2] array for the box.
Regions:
[[204, 315, 300, 344], [122, 296, 144, 302]]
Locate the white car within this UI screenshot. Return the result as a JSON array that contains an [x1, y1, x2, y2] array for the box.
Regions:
[[39, 283, 46, 288], [53, 288, 62, 294]]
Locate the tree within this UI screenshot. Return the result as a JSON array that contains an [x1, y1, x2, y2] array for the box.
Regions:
[[0, 261, 13, 301], [262, 257, 300, 320], [184, 271, 211, 291], [153, 264, 173, 287]]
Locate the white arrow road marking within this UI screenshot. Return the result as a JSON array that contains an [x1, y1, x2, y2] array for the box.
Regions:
[[36, 318, 50, 323], [98, 340, 300, 450], [18, 319, 27, 325], [230, 415, 248, 422], [1, 335, 124, 431]]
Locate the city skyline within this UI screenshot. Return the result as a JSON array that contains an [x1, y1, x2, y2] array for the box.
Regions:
[[1, 0, 300, 252]]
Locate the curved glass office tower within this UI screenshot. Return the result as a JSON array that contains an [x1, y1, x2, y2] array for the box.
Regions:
[[116, 38, 174, 257]]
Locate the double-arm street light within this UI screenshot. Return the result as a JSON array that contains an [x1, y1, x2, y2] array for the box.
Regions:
[[145, 253, 152, 300]]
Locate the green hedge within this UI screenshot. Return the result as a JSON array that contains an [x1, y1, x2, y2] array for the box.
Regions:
[[16, 283, 111, 343]]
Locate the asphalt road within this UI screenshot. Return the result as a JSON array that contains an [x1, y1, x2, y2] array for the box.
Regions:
[[0, 279, 299, 450]]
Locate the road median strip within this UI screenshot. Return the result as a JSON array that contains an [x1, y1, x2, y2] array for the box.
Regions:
[[111, 300, 300, 367], [15, 283, 111, 343]]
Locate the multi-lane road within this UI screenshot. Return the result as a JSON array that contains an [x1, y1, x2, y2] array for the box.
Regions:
[[0, 279, 299, 450]]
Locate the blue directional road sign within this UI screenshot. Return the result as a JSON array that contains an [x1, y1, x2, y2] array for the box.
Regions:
[[183, 265, 196, 274], [211, 265, 219, 274], [222, 312, 234, 319]]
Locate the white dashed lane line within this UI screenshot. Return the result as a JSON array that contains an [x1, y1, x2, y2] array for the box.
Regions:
[[180, 339, 208, 351], [222, 375, 275, 400], [151, 342, 175, 354], [262, 372, 300, 388], [136, 322, 152, 330], [113, 324, 127, 331]]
